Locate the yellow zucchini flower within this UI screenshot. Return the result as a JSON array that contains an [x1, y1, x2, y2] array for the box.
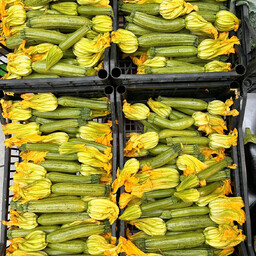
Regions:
[[7, 250, 48, 256], [14, 162, 47, 187], [124, 131, 159, 156], [205, 60, 232, 72], [111, 29, 138, 54], [198, 32, 240, 59], [192, 111, 227, 135], [10, 178, 52, 203], [77, 49, 105, 67], [117, 237, 145, 256], [20, 93, 58, 112], [139, 56, 167, 68], [77, 146, 112, 175], [39, 132, 69, 145], [1, 100, 31, 121], [214, 248, 235, 256], [125, 148, 149, 158], [79, 121, 112, 147], [160, 0, 198, 20], [215, 10, 240, 32], [77, 0, 109, 6], [119, 193, 139, 209], [147, 98, 171, 118], [176, 174, 199, 191], [59, 142, 87, 155], [200, 147, 226, 161], [19, 151, 48, 163], [209, 128, 238, 150], [81, 165, 106, 176], [51, 2, 78, 15], [174, 188, 200, 202], [130, 52, 148, 66], [9, 231, 47, 252], [129, 217, 166, 236], [207, 98, 239, 116], [185, 12, 218, 39], [209, 197, 246, 225], [119, 205, 142, 221], [123, 100, 150, 120], [92, 15, 113, 33], [176, 154, 208, 176], [2, 210, 38, 230], [7, 53, 32, 77], [2, 122, 40, 137], [87, 198, 119, 224], [112, 158, 140, 194], [204, 224, 246, 249]]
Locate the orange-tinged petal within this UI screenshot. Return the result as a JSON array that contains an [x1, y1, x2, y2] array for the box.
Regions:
[[20, 151, 48, 163]]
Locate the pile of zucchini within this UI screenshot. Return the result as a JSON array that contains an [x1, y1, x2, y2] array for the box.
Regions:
[[1, 0, 113, 79], [117, 0, 241, 74], [117, 97, 246, 255], [2, 93, 118, 255]]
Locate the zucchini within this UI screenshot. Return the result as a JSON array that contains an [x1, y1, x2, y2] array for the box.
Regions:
[[140, 119, 161, 133], [166, 216, 216, 232], [7, 226, 60, 239], [166, 136, 209, 146], [193, 2, 220, 12], [51, 183, 110, 197], [46, 222, 110, 243], [44, 248, 91, 255], [38, 212, 90, 226], [125, 23, 154, 36], [129, 11, 185, 33], [45, 153, 78, 161], [25, 74, 60, 79], [32, 107, 91, 120], [161, 248, 214, 256], [46, 172, 100, 184], [148, 113, 194, 130], [57, 96, 109, 110], [120, 3, 160, 15], [39, 119, 87, 133], [19, 143, 59, 153], [69, 138, 109, 152], [21, 28, 67, 44], [48, 240, 87, 254], [27, 15, 91, 30], [147, 46, 197, 58], [142, 189, 175, 200], [144, 66, 205, 74], [159, 129, 200, 139], [11, 199, 87, 213], [197, 157, 233, 180], [157, 97, 207, 110], [175, 108, 197, 115], [206, 169, 230, 182], [78, 6, 113, 16], [138, 33, 198, 48], [198, 181, 224, 197], [134, 232, 205, 252], [198, 10, 216, 23], [139, 144, 182, 169], [40, 160, 81, 173]]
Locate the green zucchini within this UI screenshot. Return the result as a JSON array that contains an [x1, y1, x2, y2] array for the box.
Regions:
[[32, 107, 91, 120], [138, 33, 198, 48], [51, 183, 110, 197], [21, 28, 67, 44], [142, 189, 175, 200], [198, 10, 216, 23], [193, 2, 220, 12], [159, 129, 200, 139], [120, 3, 160, 15], [40, 160, 81, 173], [129, 11, 185, 33], [41, 196, 80, 201], [69, 138, 109, 152], [7, 226, 60, 239], [166, 215, 216, 232], [11, 199, 87, 213], [44, 248, 90, 255], [125, 23, 154, 36], [46, 172, 100, 184], [175, 108, 197, 115], [205, 169, 230, 182], [19, 143, 59, 153], [147, 46, 197, 58], [134, 232, 205, 252], [148, 113, 194, 130], [48, 240, 87, 254], [78, 6, 113, 16], [45, 153, 78, 161], [166, 136, 209, 146], [161, 248, 214, 256], [25, 74, 60, 79], [198, 181, 224, 197], [46, 222, 110, 243], [140, 119, 161, 133], [139, 144, 182, 169], [28, 15, 91, 30], [38, 212, 90, 226], [144, 66, 205, 74], [157, 97, 207, 110]]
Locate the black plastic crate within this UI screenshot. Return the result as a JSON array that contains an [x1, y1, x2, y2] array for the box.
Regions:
[[116, 82, 247, 255], [0, 43, 110, 92], [0, 85, 118, 255], [237, 77, 256, 256], [110, 0, 246, 86]]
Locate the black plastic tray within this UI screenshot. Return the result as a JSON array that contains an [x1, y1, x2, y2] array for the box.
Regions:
[[0, 44, 111, 92], [0, 85, 118, 255], [116, 82, 247, 256], [110, 0, 246, 86], [238, 77, 256, 256]]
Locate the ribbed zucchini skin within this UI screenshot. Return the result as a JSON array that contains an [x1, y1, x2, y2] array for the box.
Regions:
[[40, 160, 81, 173], [48, 240, 87, 253], [120, 3, 160, 15]]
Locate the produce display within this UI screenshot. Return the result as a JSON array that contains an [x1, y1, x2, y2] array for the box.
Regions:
[[1, 93, 120, 255], [0, 0, 113, 79], [112, 0, 241, 74], [116, 96, 246, 255]]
